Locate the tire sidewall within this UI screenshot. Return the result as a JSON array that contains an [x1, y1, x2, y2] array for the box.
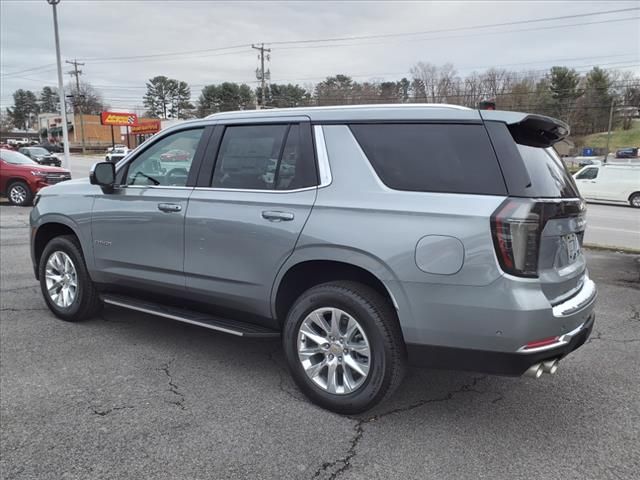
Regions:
[[8, 181, 32, 206], [283, 286, 391, 413], [39, 237, 87, 319], [630, 193, 640, 208]]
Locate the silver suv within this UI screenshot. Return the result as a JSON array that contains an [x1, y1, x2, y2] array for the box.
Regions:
[[30, 105, 596, 413]]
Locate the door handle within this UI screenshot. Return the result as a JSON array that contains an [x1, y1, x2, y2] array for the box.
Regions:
[[158, 203, 182, 213], [589, 181, 597, 183], [262, 210, 294, 222]]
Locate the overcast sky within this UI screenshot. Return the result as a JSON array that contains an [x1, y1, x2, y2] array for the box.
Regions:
[[1, 0, 639, 113]]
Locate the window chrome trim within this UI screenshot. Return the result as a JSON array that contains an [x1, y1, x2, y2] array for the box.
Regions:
[[313, 125, 332, 187], [117, 185, 193, 190], [192, 185, 317, 194]]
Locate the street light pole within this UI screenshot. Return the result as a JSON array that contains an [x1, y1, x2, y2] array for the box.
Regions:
[[47, 0, 70, 169]]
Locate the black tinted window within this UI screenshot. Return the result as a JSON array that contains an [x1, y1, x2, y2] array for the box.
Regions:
[[517, 145, 580, 198], [349, 124, 506, 195], [575, 167, 599, 180], [212, 124, 316, 190]]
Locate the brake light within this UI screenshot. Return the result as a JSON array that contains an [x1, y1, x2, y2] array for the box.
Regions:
[[491, 198, 542, 278], [491, 198, 586, 278], [523, 336, 560, 349]]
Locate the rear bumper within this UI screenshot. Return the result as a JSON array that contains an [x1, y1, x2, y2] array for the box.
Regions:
[[407, 312, 594, 375]]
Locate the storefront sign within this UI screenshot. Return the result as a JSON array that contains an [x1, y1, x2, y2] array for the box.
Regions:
[[100, 111, 139, 126], [131, 120, 161, 134]]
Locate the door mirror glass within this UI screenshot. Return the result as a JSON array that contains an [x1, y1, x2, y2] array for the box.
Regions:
[[90, 162, 116, 187]]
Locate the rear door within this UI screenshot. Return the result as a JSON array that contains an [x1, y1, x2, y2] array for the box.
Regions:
[[184, 119, 317, 317]]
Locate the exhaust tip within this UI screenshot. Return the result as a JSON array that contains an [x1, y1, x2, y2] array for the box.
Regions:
[[524, 363, 544, 379], [542, 359, 559, 375]]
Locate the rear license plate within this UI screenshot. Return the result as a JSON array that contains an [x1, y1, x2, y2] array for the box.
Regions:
[[564, 233, 580, 262]]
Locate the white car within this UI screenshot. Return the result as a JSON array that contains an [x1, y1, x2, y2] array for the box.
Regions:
[[573, 164, 640, 208], [105, 146, 130, 163]]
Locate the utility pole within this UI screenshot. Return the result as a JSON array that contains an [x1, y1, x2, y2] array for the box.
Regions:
[[47, 0, 70, 169], [252, 43, 271, 109], [603, 98, 615, 164], [66, 59, 86, 154]]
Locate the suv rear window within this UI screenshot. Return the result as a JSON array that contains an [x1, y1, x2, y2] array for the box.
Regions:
[[349, 123, 506, 195], [517, 145, 580, 198]]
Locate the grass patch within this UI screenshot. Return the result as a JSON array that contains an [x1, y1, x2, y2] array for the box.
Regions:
[[577, 120, 640, 150]]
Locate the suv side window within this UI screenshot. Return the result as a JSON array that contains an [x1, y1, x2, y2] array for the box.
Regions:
[[349, 123, 507, 195], [211, 124, 316, 190], [125, 128, 204, 187], [575, 167, 599, 180]]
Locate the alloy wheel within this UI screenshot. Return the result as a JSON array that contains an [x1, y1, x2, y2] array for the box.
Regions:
[[45, 251, 78, 308], [297, 307, 371, 395]]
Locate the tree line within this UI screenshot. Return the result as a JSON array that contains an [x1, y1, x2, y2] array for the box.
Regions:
[[5, 64, 639, 137], [5, 82, 106, 131]]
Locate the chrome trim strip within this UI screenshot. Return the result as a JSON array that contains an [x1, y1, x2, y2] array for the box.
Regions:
[[313, 125, 332, 187], [192, 186, 317, 194], [103, 298, 244, 337], [121, 185, 193, 190], [552, 277, 597, 317]]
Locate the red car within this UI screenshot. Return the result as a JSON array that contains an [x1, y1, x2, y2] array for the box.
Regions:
[[159, 149, 191, 161], [0, 148, 71, 206]]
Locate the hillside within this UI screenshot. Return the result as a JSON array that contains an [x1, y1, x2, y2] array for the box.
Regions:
[[578, 120, 640, 150]]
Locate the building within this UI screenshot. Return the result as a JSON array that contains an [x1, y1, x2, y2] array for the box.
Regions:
[[37, 112, 164, 150]]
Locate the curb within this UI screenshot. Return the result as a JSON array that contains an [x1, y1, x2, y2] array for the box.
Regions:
[[584, 243, 640, 255]]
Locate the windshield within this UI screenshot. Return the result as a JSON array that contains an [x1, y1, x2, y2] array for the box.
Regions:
[[28, 147, 49, 155], [1, 149, 38, 165]]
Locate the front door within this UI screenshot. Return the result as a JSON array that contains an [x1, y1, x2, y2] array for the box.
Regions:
[[574, 166, 600, 199], [91, 127, 209, 291], [185, 121, 318, 317]]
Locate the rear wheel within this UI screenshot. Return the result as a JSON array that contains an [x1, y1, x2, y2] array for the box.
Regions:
[[39, 235, 103, 322], [283, 281, 406, 414], [629, 193, 640, 208], [7, 181, 32, 206]]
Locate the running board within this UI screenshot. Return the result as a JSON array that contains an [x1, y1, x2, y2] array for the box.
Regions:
[[101, 294, 280, 338]]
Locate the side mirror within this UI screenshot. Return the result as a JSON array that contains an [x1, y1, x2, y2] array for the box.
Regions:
[[90, 162, 116, 191]]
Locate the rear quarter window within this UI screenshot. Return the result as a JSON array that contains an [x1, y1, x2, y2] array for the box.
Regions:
[[349, 123, 506, 195]]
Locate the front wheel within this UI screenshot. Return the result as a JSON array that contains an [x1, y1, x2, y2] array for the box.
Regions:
[[39, 235, 103, 322], [630, 193, 640, 208], [283, 281, 406, 414], [7, 181, 33, 206]]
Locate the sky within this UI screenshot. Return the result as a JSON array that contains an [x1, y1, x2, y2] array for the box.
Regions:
[[1, 0, 639, 113]]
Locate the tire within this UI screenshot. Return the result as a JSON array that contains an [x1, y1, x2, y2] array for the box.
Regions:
[[283, 281, 406, 414], [39, 235, 103, 322], [629, 192, 640, 208], [7, 181, 33, 206]]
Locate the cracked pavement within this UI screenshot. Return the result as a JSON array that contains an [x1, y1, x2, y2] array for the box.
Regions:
[[1, 204, 639, 480]]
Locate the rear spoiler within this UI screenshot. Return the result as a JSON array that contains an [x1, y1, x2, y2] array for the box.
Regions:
[[479, 110, 570, 148]]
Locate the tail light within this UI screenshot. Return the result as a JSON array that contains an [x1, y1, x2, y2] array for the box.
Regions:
[[490, 198, 586, 278]]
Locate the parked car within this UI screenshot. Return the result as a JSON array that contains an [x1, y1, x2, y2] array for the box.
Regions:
[[105, 146, 129, 163], [105, 144, 127, 154], [30, 105, 596, 413], [160, 148, 191, 161], [575, 156, 601, 167], [615, 147, 639, 159], [18, 146, 62, 167], [36, 142, 64, 153], [0, 148, 71, 206], [0, 143, 16, 151], [573, 164, 640, 207]]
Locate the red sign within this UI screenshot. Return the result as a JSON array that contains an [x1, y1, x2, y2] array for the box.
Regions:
[[131, 120, 161, 135], [100, 111, 138, 126]]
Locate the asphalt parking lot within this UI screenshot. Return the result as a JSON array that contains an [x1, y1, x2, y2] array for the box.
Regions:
[[1, 203, 639, 480]]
